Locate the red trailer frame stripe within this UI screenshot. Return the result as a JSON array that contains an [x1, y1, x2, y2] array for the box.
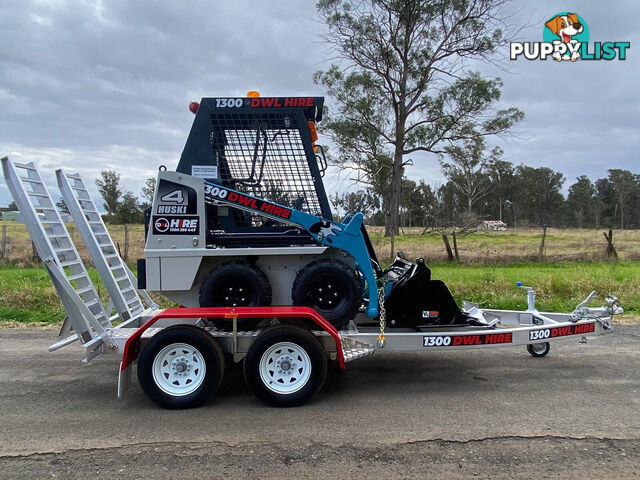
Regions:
[[121, 306, 346, 371]]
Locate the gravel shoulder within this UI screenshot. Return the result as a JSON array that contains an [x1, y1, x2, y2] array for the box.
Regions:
[[0, 326, 638, 479]]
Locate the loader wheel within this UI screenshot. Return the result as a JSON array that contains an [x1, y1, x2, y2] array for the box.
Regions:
[[199, 261, 272, 330], [244, 326, 327, 407], [291, 259, 361, 329], [527, 342, 550, 357], [137, 326, 225, 409]]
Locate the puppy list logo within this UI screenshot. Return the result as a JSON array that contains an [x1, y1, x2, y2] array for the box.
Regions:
[[511, 12, 630, 61]]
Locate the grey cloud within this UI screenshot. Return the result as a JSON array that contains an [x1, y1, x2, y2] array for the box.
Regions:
[[0, 0, 637, 207]]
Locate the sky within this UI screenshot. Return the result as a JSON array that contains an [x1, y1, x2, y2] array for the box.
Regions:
[[0, 0, 638, 208]]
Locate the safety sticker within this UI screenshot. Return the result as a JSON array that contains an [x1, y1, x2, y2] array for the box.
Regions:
[[191, 165, 218, 179]]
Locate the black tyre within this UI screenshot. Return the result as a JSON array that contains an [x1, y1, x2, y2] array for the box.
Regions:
[[527, 342, 550, 357], [291, 259, 361, 329], [244, 326, 327, 407], [199, 261, 272, 330], [137, 326, 225, 409]]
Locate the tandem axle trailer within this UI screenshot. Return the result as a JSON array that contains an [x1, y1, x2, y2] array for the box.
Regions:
[[2, 134, 621, 408]]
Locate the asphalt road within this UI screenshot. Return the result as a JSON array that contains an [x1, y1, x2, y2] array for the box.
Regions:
[[0, 326, 638, 479]]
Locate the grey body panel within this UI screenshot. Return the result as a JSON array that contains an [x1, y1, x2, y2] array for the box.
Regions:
[[146, 247, 352, 307], [144, 171, 351, 307]]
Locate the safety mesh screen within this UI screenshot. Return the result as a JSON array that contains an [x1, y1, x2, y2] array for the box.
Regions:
[[211, 112, 324, 226]]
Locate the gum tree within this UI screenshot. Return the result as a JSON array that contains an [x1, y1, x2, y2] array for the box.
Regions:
[[315, 0, 523, 256]]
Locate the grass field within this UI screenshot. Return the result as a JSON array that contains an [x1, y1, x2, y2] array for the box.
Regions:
[[367, 227, 640, 263], [1, 221, 638, 325], [2, 221, 640, 265], [1, 261, 637, 326]]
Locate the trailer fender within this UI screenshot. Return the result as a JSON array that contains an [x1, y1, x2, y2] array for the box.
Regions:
[[120, 307, 346, 383]]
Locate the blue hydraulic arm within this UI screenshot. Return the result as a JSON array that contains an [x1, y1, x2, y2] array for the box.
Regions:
[[203, 180, 380, 318]]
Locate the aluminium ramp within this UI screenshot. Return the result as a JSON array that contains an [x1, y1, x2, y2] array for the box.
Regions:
[[1, 157, 115, 350], [56, 169, 155, 321]]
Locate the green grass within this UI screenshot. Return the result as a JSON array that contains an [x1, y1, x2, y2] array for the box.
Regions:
[[0, 267, 66, 324], [0, 266, 112, 325], [431, 261, 640, 314], [0, 262, 638, 325]]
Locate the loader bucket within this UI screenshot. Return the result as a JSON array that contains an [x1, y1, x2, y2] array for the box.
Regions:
[[384, 258, 469, 328]]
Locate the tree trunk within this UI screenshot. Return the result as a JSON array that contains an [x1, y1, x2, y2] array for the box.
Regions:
[[388, 145, 404, 258], [538, 225, 547, 258], [383, 205, 392, 236], [576, 209, 583, 229]]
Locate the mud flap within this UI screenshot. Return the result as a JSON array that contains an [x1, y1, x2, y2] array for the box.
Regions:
[[118, 361, 132, 397]]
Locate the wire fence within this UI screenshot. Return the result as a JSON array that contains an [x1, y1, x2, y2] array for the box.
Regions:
[[366, 227, 640, 264], [1, 221, 639, 267], [0, 222, 146, 267]]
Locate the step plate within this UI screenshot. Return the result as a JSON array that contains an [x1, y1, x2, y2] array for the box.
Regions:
[[340, 336, 375, 363]]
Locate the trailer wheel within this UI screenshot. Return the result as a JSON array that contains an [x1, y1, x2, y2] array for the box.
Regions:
[[199, 261, 272, 330], [291, 259, 361, 329], [527, 342, 550, 357], [137, 326, 225, 409], [244, 326, 327, 407]]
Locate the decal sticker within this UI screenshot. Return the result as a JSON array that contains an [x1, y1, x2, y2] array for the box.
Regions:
[[423, 332, 513, 347], [249, 97, 315, 108], [156, 205, 188, 214], [203, 183, 292, 220], [191, 165, 218, 179], [308, 220, 342, 243], [204, 184, 229, 199], [155, 180, 197, 215], [154, 217, 170, 233], [152, 216, 199, 235], [212, 97, 316, 108], [529, 322, 595, 341], [214, 98, 245, 108], [422, 311, 439, 319], [160, 189, 185, 204]]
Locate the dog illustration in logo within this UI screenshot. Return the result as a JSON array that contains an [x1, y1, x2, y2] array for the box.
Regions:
[[308, 220, 343, 244], [545, 13, 584, 61]]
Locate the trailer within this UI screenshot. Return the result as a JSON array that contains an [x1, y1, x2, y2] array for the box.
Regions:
[[0, 94, 622, 409]]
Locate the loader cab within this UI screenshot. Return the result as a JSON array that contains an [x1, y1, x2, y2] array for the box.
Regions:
[[176, 95, 332, 248]]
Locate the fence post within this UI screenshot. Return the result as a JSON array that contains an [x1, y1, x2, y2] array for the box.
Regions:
[[603, 229, 619, 259], [1, 224, 6, 259], [441, 233, 455, 261], [452, 231, 460, 262], [124, 224, 129, 261], [32, 240, 40, 262]]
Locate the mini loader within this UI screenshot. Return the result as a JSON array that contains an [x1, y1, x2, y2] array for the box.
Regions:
[[1, 93, 622, 409], [142, 94, 482, 333]]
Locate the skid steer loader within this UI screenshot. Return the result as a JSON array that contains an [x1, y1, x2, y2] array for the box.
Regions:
[[140, 93, 488, 332]]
